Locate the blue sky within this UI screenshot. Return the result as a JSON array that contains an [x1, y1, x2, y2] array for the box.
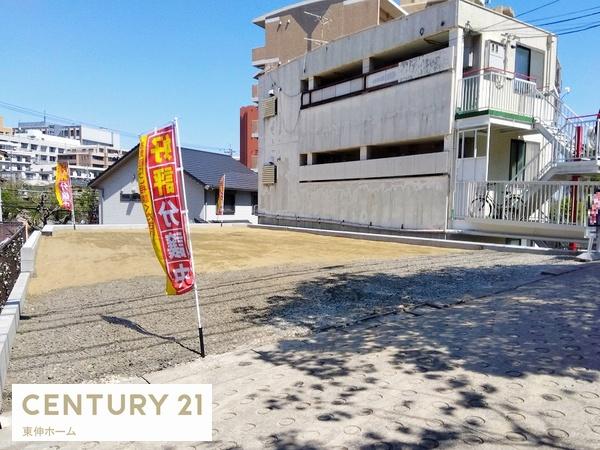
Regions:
[[1, 0, 599, 152]]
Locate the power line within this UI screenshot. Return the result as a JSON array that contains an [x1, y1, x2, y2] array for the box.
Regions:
[[483, 8, 600, 33], [539, 10, 600, 27], [557, 21, 600, 36], [0, 100, 236, 155], [517, 18, 600, 38], [528, 5, 600, 23], [477, 0, 561, 32]]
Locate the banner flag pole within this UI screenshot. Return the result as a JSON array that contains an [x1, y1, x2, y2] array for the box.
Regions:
[[71, 164, 76, 231], [221, 175, 225, 228], [71, 201, 76, 230], [174, 117, 206, 357]]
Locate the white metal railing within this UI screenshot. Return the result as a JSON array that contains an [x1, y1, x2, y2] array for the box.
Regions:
[[454, 180, 600, 227], [458, 71, 537, 118], [512, 115, 600, 181]]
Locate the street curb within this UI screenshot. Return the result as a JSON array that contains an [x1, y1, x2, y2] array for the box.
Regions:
[[20, 230, 41, 275], [49, 223, 250, 232], [41, 224, 53, 236], [0, 272, 32, 413], [249, 224, 574, 256]]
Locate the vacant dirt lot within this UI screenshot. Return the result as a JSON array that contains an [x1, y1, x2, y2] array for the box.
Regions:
[[4, 226, 580, 411], [29, 226, 459, 296]]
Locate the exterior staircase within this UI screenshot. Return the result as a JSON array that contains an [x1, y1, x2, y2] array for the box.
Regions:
[[512, 91, 599, 183]]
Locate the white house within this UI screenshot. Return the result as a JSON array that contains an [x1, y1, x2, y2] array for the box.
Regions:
[[90, 147, 258, 225]]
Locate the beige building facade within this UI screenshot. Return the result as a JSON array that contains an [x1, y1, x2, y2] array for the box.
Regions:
[[255, 0, 600, 244]]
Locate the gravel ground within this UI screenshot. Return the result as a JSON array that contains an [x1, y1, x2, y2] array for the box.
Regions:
[[2, 249, 580, 411]]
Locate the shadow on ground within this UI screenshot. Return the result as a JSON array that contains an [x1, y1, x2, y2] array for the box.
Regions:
[[233, 261, 600, 449]]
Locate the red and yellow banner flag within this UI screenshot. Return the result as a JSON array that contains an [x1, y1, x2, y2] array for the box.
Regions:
[[216, 175, 225, 216], [54, 162, 73, 211], [138, 124, 195, 295]]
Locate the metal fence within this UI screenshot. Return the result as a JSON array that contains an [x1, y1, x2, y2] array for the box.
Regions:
[[458, 72, 538, 118], [454, 181, 600, 227], [0, 223, 26, 309]]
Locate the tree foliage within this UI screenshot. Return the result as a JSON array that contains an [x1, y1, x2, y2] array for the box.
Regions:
[[0, 182, 99, 229]]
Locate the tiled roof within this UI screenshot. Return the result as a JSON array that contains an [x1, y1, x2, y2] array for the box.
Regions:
[[181, 148, 257, 191], [90, 146, 257, 192]]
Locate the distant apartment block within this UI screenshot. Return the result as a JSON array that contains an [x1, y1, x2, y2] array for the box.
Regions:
[[17, 121, 120, 147], [0, 120, 126, 185], [240, 105, 259, 170], [256, 0, 600, 245]]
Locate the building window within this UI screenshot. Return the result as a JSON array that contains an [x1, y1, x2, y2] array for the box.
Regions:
[[299, 154, 308, 166], [515, 46, 531, 80], [120, 191, 141, 202], [515, 45, 544, 89]]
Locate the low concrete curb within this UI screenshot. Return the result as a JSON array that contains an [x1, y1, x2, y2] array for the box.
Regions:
[[49, 223, 250, 232], [41, 224, 53, 236], [250, 224, 573, 256], [0, 231, 36, 411], [20, 230, 41, 275]]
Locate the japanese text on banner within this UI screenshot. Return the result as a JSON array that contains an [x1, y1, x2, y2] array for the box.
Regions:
[[138, 125, 195, 295]]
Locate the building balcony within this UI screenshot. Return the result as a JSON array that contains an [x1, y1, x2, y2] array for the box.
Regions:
[[252, 46, 276, 68], [456, 70, 546, 125], [299, 152, 448, 183]]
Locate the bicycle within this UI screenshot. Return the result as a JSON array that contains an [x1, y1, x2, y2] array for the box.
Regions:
[[469, 184, 524, 221]]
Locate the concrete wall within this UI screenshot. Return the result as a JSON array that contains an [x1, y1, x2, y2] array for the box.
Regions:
[[262, 175, 449, 229], [258, 1, 458, 231]]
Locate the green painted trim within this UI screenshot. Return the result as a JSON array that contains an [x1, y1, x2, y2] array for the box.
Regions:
[[455, 109, 534, 124]]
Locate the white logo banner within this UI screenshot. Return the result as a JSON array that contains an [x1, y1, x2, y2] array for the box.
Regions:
[[12, 384, 212, 442]]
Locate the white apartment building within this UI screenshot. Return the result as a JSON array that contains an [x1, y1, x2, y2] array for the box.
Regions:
[[17, 122, 121, 147], [0, 129, 126, 185], [256, 0, 599, 244]]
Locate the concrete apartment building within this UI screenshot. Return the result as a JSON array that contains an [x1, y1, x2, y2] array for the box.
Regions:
[[243, 0, 403, 172], [0, 120, 126, 185], [255, 0, 600, 245]]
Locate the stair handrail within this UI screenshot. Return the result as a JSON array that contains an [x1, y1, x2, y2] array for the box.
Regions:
[[511, 87, 581, 182]]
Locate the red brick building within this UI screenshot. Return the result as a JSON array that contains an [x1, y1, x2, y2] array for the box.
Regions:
[[239, 105, 258, 170]]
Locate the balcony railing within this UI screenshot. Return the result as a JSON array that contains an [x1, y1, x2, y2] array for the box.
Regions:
[[302, 47, 453, 109], [513, 115, 600, 182], [457, 70, 538, 119], [454, 180, 600, 228], [252, 47, 268, 65]]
